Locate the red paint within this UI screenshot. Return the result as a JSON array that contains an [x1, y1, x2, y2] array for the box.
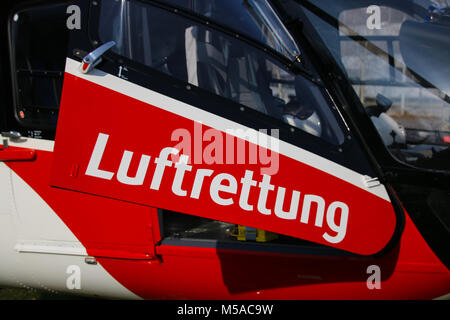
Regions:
[[95, 213, 450, 299], [3, 71, 449, 299], [6, 143, 450, 299], [0, 147, 36, 161], [50, 73, 397, 255], [102, 213, 449, 299]]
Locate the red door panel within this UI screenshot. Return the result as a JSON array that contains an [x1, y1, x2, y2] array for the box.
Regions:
[[51, 59, 398, 256]]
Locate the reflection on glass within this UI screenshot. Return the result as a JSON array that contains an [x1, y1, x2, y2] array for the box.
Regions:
[[301, 0, 450, 170], [164, 0, 301, 61]]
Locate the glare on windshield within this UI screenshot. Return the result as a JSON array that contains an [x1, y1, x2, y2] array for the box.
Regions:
[[164, 0, 301, 61]]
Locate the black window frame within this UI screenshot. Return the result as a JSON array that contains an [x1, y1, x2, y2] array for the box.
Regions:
[[7, 0, 70, 140]]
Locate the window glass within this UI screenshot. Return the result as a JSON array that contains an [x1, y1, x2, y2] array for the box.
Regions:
[[164, 0, 301, 61], [301, 0, 450, 170], [10, 3, 69, 131], [98, 0, 344, 145]]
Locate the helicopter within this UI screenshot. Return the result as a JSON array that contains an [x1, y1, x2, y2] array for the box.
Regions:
[[0, 0, 449, 299]]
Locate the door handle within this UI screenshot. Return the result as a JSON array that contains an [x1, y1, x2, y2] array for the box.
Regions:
[[79, 41, 116, 74], [0, 131, 36, 161]]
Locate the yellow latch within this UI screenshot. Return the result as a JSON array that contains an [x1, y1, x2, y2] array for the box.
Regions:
[[229, 225, 278, 242]]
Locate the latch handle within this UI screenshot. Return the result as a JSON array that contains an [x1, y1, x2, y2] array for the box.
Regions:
[[79, 41, 116, 74]]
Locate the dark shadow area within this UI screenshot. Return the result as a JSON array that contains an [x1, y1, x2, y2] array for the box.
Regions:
[[217, 244, 399, 294]]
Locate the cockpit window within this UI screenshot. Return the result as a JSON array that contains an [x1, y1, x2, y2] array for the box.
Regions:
[[164, 0, 301, 61], [97, 0, 345, 145], [298, 0, 450, 171]]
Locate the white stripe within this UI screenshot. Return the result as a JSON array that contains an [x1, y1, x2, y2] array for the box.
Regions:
[[64, 58, 390, 202], [8, 137, 54, 152], [3, 162, 140, 298]]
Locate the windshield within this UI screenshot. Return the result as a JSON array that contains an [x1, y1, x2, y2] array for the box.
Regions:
[[297, 0, 450, 171], [163, 0, 301, 61]]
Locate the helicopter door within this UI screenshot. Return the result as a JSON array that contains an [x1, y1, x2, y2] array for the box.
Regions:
[[50, 0, 400, 256]]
